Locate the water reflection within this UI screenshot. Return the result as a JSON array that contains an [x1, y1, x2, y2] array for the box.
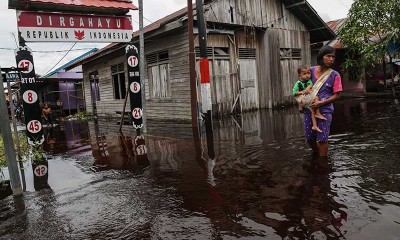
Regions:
[[1, 99, 398, 239], [89, 119, 149, 171]]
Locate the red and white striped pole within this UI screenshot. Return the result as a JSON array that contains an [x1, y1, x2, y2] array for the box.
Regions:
[[196, 0, 213, 134]]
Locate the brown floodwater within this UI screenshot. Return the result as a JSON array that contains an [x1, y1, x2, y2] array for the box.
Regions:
[[0, 98, 399, 240]]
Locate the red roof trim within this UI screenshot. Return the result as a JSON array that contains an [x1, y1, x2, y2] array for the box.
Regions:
[[26, 0, 138, 10]]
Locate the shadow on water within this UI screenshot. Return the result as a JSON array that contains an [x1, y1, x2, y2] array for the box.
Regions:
[[0, 99, 399, 239]]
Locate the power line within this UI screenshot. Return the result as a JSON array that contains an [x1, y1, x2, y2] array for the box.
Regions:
[[42, 42, 77, 77], [335, 0, 350, 9], [143, 16, 153, 23]]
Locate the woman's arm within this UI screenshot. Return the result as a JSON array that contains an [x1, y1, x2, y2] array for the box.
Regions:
[[310, 92, 340, 109]]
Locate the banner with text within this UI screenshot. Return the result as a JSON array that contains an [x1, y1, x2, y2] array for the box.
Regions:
[[17, 11, 133, 43]]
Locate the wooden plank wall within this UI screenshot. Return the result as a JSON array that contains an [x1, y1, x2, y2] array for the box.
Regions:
[[239, 59, 259, 111], [83, 28, 192, 122], [144, 29, 192, 121], [257, 28, 310, 108], [277, 29, 310, 104], [204, 0, 307, 31], [83, 50, 129, 117]]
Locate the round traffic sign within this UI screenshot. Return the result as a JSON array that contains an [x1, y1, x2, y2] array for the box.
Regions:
[[128, 56, 138, 67], [23, 90, 38, 104], [18, 60, 34, 74], [132, 108, 142, 119], [130, 82, 141, 93], [34, 165, 48, 177], [27, 120, 42, 134]]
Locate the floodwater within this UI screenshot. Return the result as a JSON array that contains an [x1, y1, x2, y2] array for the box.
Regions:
[[1, 98, 400, 240]]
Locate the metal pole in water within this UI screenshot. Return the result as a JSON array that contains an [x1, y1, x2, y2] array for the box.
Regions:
[[0, 66, 22, 196]]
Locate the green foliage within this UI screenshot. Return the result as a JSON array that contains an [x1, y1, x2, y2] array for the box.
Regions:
[[66, 111, 93, 122], [339, 0, 400, 70], [0, 132, 29, 168], [31, 145, 46, 164]]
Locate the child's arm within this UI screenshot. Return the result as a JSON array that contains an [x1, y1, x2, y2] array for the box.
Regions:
[[304, 83, 313, 94], [292, 82, 301, 96]]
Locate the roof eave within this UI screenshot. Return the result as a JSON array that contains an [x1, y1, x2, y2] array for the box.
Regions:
[[281, 0, 336, 43], [8, 0, 136, 15]]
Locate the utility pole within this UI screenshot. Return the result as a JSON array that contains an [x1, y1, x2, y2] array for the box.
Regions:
[[196, 0, 213, 134], [0, 66, 23, 196], [139, 0, 147, 133], [7, 80, 22, 159], [196, 0, 215, 167], [187, 0, 199, 129]]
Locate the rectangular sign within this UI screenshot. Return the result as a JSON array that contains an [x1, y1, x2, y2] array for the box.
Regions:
[[5, 72, 21, 82], [17, 11, 133, 43]]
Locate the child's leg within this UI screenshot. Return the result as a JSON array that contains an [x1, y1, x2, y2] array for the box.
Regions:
[[298, 103, 304, 113], [313, 96, 327, 120], [308, 107, 323, 133]]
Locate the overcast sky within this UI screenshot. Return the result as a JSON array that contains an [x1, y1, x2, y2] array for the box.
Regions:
[[0, 0, 353, 76]]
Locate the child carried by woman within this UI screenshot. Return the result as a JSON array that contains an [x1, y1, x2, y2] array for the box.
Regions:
[[292, 65, 328, 133]]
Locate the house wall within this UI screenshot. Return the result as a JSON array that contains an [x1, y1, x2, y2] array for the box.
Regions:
[[81, 0, 314, 120], [144, 28, 191, 121], [83, 50, 127, 117], [204, 0, 310, 109], [258, 29, 310, 108], [82, 28, 192, 121], [204, 0, 307, 31]]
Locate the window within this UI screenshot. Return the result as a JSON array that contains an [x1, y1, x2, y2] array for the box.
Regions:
[[89, 71, 100, 101], [280, 48, 302, 59], [239, 48, 256, 59], [111, 63, 126, 100], [146, 50, 170, 99], [195, 47, 229, 60]]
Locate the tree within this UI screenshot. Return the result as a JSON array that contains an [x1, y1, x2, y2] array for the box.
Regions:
[[338, 0, 400, 90]]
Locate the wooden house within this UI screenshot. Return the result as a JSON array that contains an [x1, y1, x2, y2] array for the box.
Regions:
[[68, 0, 334, 122]]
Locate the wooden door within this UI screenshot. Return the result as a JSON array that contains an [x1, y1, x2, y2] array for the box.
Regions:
[[239, 59, 259, 111]]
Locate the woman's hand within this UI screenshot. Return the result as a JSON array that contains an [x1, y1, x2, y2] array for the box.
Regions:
[[310, 100, 324, 110]]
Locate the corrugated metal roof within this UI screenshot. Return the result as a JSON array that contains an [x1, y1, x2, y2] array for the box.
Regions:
[[132, 5, 189, 38], [22, 0, 137, 9], [325, 18, 347, 49], [326, 18, 347, 34]]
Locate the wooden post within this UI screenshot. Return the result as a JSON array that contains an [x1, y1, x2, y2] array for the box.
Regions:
[[188, 0, 199, 128]]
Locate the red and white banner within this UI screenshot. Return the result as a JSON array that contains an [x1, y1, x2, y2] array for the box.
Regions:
[[17, 11, 133, 43]]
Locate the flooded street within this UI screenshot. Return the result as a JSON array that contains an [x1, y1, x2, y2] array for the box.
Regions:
[[1, 98, 400, 240]]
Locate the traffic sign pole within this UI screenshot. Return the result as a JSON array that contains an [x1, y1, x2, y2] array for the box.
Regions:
[[0, 66, 23, 196]]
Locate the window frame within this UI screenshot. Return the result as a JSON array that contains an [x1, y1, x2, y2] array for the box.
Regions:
[[146, 50, 171, 99], [111, 63, 126, 100]]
